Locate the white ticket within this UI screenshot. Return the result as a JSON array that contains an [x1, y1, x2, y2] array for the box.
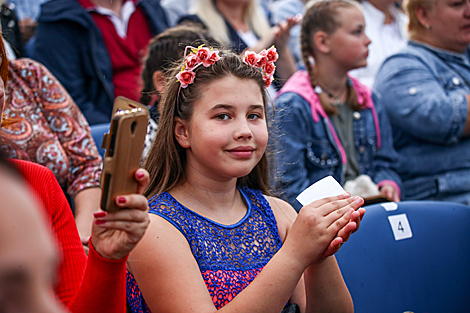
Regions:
[[296, 176, 346, 206]]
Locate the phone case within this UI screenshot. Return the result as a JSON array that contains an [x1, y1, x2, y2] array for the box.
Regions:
[[100, 96, 149, 212]]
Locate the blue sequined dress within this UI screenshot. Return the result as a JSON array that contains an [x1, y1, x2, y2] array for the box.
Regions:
[[126, 187, 284, 312]]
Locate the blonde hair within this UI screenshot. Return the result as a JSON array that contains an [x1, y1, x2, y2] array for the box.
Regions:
[[404, 0, 436, 40], [191, 0, 270, 46]]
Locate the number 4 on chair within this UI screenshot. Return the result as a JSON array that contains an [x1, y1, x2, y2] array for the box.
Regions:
[[388, 214, 413, 241]]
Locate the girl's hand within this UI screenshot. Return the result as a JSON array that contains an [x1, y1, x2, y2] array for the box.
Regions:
[[254, 16, 300, 53], [336, 206, 366, 244], [283, 194, 364, 268], [379, 184, 400, 202], [272, 16, 300, 52], [90, 169, 150, 260]]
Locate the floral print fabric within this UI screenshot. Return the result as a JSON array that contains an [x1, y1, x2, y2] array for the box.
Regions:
[[0, 59, 102, 197]]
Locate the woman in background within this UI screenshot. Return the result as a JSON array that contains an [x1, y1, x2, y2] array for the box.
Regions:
[[373, 0, 470, 204]]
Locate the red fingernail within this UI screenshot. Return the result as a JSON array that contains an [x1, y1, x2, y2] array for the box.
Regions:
[[117, 196, 126, 204], [94, 211, 107, 218], [136, 171, 144, 179], [95, 220, 106, 225]]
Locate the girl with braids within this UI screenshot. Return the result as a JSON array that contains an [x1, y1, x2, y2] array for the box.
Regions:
[[274, 0, 401, 211], [126, 46, 365, 313]]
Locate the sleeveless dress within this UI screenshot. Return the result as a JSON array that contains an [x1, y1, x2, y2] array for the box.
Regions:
[[126, 187, 284, 312]]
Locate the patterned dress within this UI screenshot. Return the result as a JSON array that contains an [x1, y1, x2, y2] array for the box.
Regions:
[[127, 187, 283, 312], [0, 59, 102, 197]]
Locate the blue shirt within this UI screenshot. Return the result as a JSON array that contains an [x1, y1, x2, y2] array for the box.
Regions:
[[373, 41, 470, 202]]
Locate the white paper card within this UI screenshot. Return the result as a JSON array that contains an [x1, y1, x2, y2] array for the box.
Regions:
[[388, 213, 413, 241], [296, 176, 346, 206], [381, 202, 398, 211]]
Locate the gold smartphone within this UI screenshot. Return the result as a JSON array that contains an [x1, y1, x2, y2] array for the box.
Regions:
[[100, 96, 149, 212]]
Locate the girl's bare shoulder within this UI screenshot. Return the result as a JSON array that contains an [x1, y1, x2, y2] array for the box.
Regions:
[[264, 195, 298, 242]]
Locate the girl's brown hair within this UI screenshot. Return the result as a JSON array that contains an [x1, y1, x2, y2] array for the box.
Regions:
[[300, 0, 363, 115], [143, 49, 273, 198]]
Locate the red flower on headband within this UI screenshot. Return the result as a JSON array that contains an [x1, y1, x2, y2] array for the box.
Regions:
[[266, 46, 278, 62], [263, 74, 274, 88], [244, 51, 260, 67], [264, 61, 275, 76], [176, 45, 222, 89], [203, 51, 220, 67], [196, 47, 211, 63], [256, 50, 267, 67], [176, 70, 196, 88], [243, 46, 278, 88], [185, 54, 198, 70]]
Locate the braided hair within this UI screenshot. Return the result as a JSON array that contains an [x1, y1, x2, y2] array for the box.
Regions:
[[300, 0, 363, 115]]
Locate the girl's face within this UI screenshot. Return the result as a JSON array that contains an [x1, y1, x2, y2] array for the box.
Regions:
[[423, 0, 470, 53], [327, 6, 371, 71], [175, 75, 268, 183]]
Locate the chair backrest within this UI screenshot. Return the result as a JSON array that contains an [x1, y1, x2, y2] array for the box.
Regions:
[[336, 201, 470, 313], [90, 123, 110, 159]]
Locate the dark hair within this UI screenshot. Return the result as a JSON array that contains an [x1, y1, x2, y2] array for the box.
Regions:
[[300, 0, 363, 115], [140, 25, 219, 106], [143, 48, 273, 198]]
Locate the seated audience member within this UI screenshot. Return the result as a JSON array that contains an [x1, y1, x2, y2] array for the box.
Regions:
[[126, 45, 365, 313], [349, 0, 408, 88], [32, 0, 169, 125], [179, 0, 298, 86], [0, 53, 102, 243], [0, 40, 151, 312], [140, 25, 218, 159], [275, 0, 401, 211], [373, 0, 470, 204]]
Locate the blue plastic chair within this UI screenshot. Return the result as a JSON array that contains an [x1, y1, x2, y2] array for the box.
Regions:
[[90, 123, 110, 159], [336, 201, 470, 313]]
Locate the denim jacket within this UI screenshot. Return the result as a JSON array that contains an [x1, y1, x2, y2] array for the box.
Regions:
[[374, 41, 470, 201], [274, 71, 401, 210]]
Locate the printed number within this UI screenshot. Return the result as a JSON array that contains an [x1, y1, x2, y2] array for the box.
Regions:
[[398, 221, 404, 232]]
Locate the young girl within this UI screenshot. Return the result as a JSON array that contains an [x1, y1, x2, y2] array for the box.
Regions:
[[275, 0, 402, 211], [126, 45, 365, 312]]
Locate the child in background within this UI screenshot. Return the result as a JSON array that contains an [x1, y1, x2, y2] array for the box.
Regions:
[[126, 45, 365, 312], [139, 24, 218, 159], [275, 0, 401, 211]]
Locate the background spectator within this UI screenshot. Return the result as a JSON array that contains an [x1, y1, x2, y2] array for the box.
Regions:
[[0, 56, 102, 242], [349, 0, 408, 88], [32, 0, 169, 125], [0, 35, 151, 312], [275, 0, 401, 211], [373, 0, 470, 204]]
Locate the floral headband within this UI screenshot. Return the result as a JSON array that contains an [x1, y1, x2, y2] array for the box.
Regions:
[[176, 45, 221, 88], [175, 45, 278, 89], [243, 46, 278, 88]]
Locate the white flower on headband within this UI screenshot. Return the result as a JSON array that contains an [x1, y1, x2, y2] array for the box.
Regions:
[[176, 45, 221, 88], [244, 46, 278, 88]]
